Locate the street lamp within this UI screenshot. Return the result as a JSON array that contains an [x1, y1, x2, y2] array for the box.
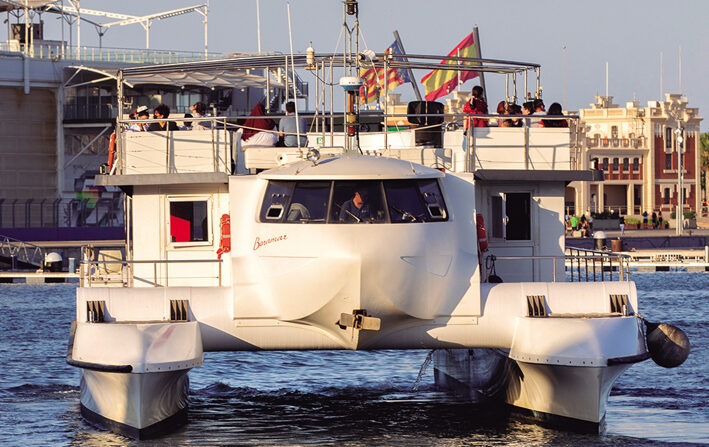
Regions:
[[675, 127, 684, 235]]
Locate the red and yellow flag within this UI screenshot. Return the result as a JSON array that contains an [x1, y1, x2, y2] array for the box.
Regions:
[[359, 41, 410, 104], [420, 32, 479, 101]]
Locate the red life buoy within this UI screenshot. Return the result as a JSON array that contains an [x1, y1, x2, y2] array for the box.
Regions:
[[107, 132, 116, 172], [476, 214, 488, 252], [216, 214, 231, 259]]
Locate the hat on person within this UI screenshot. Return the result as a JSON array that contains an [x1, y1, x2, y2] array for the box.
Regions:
[[136, 105, 148, 113]]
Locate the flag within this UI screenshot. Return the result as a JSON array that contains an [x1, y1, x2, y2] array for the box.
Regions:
[[359, 40, 411, 104], [420, 31, 479, 101]]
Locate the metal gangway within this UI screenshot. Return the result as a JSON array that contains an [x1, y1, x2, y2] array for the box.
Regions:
[[0, 235, 45, 270]]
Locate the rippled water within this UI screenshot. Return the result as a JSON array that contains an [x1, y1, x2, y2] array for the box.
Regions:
[[0, 273, 706, 446]]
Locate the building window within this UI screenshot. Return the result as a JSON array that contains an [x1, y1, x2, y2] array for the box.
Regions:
[[623, 157, 629, 172], [633, 157, 639, 172], [591, 157, 599, 170], [665, 153, 672, 170], [611, 126, 618, 138], [665, 127, 673, 149], [603, 158, 609, 171], [663, 188, 670, 205], [612, 158, 619, 171], [170, 200, 208, 243]]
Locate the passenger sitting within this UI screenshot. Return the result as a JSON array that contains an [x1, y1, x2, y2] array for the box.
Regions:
[[181, 113, 193, 131], [463, 85, 488, 129], [242, 104, 277, 147], [278, 101, 308, 147], [508, 103, 523, 127], [531, 98, 545, 127], [147, 104, 179, 131], [494, 100, 508, 127], [540, 102, 569, 128], [191, 101, 212, 130], [339, 191, 370, 223]]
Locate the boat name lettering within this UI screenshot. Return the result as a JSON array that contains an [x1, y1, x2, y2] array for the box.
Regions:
[[253, 234, 288, 251]]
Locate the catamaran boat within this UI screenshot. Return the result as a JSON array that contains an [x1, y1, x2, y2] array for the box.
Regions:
[[66, 1, 689, 438]]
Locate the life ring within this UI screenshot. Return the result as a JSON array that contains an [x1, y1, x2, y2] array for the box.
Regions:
[[216, 214, 231, 259], [476, 214, 488, 252], [107, 132, 116, 172]]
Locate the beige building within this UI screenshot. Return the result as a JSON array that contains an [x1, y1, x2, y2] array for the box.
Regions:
[[567, 94, 702, 217]]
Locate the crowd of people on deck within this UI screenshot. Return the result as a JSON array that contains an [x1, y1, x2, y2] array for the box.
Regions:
[[462, 85, 569, 129], [126, 100, 307, 148]]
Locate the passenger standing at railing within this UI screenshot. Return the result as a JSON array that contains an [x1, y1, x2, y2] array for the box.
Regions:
[[147, 104, 179, 131], [508, 103, 523, 127], [540, 102, 568, 128], [522, 101, 534, 127], [190, 102, 212, 130], [531, 98, 545, 127], [242, 104, 277, 147], [463, 86, 488, 130], [134, 107, 150, 131]]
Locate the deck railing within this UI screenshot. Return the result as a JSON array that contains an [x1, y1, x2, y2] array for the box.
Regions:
[[486, 247, 631, 283], [80, 256, 223, 288]]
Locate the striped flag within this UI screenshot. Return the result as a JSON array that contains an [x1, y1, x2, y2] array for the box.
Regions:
[[359, 41, 411, 104], [420, 31, 479, 101]]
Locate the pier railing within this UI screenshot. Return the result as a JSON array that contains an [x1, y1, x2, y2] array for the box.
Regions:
[[486, 247, 631, 283]]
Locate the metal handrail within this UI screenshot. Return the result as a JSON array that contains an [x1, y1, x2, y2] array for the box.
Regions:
[[486, 247, 631, 283], [80, 258, 223, 288], [0, 235, 46, 269]]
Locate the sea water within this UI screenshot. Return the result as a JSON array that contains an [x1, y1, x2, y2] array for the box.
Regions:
[[0, 273, 706, 446]]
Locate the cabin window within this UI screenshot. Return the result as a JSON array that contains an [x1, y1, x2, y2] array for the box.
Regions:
[[490, 192, 531, 241], [286, 181, 331, 222], [383, 179, 448, 223], [169, 200, 208, 243], [505, 193, 531, 240], [259, 179, 448, 224], [260, 181, 293, 221]]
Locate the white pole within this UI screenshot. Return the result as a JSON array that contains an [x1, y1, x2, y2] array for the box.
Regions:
[[562, 45, 567, 110], [678, 45, 682, 94], [204, 1, 209, 57], [256, 0, 261, 54], [660, 51, 665, 101], [286, 3, 301, 152]]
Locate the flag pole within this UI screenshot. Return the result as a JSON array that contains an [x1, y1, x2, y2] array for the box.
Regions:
[[393, 30, 423, 101], [473, 25, 487, 101]]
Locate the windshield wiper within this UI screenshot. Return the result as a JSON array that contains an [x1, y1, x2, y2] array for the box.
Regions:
[[335, 202, 361, 222], [390, 205, 418, 222]]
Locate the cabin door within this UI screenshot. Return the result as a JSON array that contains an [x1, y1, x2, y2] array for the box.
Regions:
[[487, 191, 535, 282]]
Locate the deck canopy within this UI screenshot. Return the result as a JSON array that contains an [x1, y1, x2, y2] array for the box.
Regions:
[[64, 65, 282, 90]]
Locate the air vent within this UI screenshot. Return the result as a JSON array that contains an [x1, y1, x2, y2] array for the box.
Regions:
[[609, 294, 629, 315], [170, 299, 189, 321], [526, 295, 547, 317], [86, 300, 105, 323]]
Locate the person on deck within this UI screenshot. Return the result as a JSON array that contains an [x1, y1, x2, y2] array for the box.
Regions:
[[540, 102, 568, 128], [191, 102, 212, 130], [651, 211, 658, 229], [242, 104, 277, 147], [278, 101, 308, 147], [147, 104, 179, 131], [463, 85, 488, 129], [642, 210, 649, 228], [658, 211, 663, 229]]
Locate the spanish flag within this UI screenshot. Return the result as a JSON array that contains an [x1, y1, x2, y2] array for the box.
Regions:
[[359, 41, 411, 104], [420, 31, 479, 101]]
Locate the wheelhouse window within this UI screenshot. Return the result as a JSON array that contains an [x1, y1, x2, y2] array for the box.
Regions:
[[170, 200, 208, 242], [258, 179, 448, 224]]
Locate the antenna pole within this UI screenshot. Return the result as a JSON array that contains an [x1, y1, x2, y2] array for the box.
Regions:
[[473, 26, 487, 101]]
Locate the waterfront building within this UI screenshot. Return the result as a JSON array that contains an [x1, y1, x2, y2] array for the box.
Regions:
[[567, 94, 702, 218]]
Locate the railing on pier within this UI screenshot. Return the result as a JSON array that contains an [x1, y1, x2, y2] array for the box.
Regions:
[[0, 235, 45, 269], [485, 247, 631, 283], [79, 250, 223, 288]]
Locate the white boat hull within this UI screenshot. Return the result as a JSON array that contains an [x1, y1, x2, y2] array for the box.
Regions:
[[80, 369, 191, 438]]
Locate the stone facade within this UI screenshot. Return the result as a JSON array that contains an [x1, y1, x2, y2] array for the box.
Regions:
[[567, 94, 702, 217]]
